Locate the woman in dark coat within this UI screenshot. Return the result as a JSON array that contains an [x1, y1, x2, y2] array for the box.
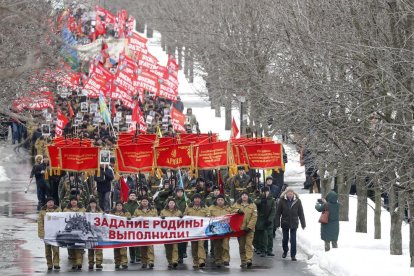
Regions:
[[315, 191, 340, 251]]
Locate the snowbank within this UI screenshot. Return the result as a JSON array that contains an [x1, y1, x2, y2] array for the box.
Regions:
[[0, 166, 10, 182], [295, 192, 412, 276]]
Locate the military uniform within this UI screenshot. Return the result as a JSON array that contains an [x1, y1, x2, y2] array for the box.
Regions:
[[86, 205, 103, 269], [160, 206, 182, 267], [205, 193, 231, 207], [38, 203, 61, 270], [229, 174, 251, 200], [208, 202, 232, 266], [63, 204, 86, 269], [184, 202, 208, 268], [134, 204, 158, 268], [232, 198, 258, 267], [123, 199, 140, 263], [155, 187, 173, 213], [254, 195, 276, 255], [110, 208, 131, 268], [174, 194, 190, 262]]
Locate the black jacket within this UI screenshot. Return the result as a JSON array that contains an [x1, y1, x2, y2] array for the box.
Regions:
[[275, 190, 306, 229], [94, 167, 114, 194]]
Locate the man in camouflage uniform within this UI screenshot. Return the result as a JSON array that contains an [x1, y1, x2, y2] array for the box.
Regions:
[[111, 202, 131, 270], [63, 196, 86, 270], [134, 197, 157, 269], [86, 198, 103, 270], [183, 194, 208, 269], [208, 194, 232, 267], [123, 190, 141, 264], [174, 187, 190, 263], [232, 191, 258, 268], [160, 198, 181, 269], [38, 197, 61, 271], [228, 167, 251, 200]]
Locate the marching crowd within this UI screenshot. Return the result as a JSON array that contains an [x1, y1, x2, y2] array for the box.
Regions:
[[34, 145, 311, 271]]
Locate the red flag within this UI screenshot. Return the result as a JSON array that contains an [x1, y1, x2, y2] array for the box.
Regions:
[[231, 117, 239, 138], [171, 106, 187, 133], [68, 101, 74, 118], [216, 170, 225, 194], [119, 177, 130, 203], [55, 109, 69, 137]]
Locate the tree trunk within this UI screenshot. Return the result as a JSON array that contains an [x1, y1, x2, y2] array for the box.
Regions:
[[161, 35, 167, 52], [224, 99, 231, 130], [320, 167, 330, 197], [338, 172, 350, 221], [184, 47, 190, 78], [409, 192, 414, 267], [146, 26, 153, 38], [136, 21, 145, 33], [374, 180, 381, 239], [177, 44, 183, 67], [189, 50, 194, 83], [390, 185, 404, 255], [356, 176, 368, 233]]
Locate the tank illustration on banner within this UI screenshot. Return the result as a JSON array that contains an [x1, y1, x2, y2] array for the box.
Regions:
[[56, 213, 99, 249]]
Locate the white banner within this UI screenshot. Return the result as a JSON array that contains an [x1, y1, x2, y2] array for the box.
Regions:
[[44, 212, 244, 249]]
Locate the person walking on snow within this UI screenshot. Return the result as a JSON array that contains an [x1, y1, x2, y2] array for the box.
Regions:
[[315, 191, 340, 251], [275, 187, 306, 261]]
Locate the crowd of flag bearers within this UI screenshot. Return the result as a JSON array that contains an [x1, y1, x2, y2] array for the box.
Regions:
[[38, 166, 307, 271]]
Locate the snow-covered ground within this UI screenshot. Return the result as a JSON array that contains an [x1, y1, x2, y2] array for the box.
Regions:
[[146, 28, 413, 275], [0, 166, 10, 182]]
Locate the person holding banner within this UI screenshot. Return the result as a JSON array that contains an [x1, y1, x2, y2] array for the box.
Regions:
[[232, 191, 258, 268], [174, 187, 190, 263], [38, 197, 61, 271], [86, 198, 103, 270], [208, 194, 232, 267], [30, 155, 50, 211], [111, 201, 131, 270], [95, 164, 114, 212], [183, 194, 208, 269], [134, 196, 157, 269], [123, 190, 141, 264], [160, 198, 182, 269], [63, 196, 86, 270]]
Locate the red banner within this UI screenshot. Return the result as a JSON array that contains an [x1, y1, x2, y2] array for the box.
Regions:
[[47, 145, 60, 169], [243, 143, 284, 169], [155, 143, 193, 169], [127, 32, 148, 55], [55, 110, 69, 137], [60, 147, 99, 172], [195, 141, 228, 169], [171, 107, 186, 133], [116, 148, 137, 173], [134, 70, 159, 95], [117, 144, 154, 172]]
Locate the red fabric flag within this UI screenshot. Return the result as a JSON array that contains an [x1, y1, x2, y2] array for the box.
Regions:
[[55, 110, 69, 137], [111, 101, 116, 117], [95, 14, 106, 37], [171, 106, 186, 133], [119, 177, 130, 203], [218, 170, 224, 194], [68, 101, 74, 118], [231, 117, 239, 138]]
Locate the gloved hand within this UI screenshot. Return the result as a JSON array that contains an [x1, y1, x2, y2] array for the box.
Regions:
[[302, 226, 306, 230], [160, 216, 166, 219], [179, 215, 184, 218], [127, 217, 131, 220], [243, 227, 251, 233], [237, 209, 244, 214]]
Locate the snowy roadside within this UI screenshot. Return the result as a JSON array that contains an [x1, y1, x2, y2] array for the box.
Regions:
[[296, 193, 412, 276]]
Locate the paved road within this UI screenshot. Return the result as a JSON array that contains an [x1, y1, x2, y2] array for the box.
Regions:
[[0, 142, 321, 275]]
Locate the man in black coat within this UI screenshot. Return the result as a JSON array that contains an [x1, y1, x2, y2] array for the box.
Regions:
[[94, 164, 114, 212], [275, 187, 306, 261]]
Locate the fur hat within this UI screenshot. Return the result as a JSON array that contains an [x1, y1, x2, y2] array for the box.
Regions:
[[216, 194, 225, 200], [128, 190, 137, 196], [192, 193, 202, 200], [88, 197, 97, 204]]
